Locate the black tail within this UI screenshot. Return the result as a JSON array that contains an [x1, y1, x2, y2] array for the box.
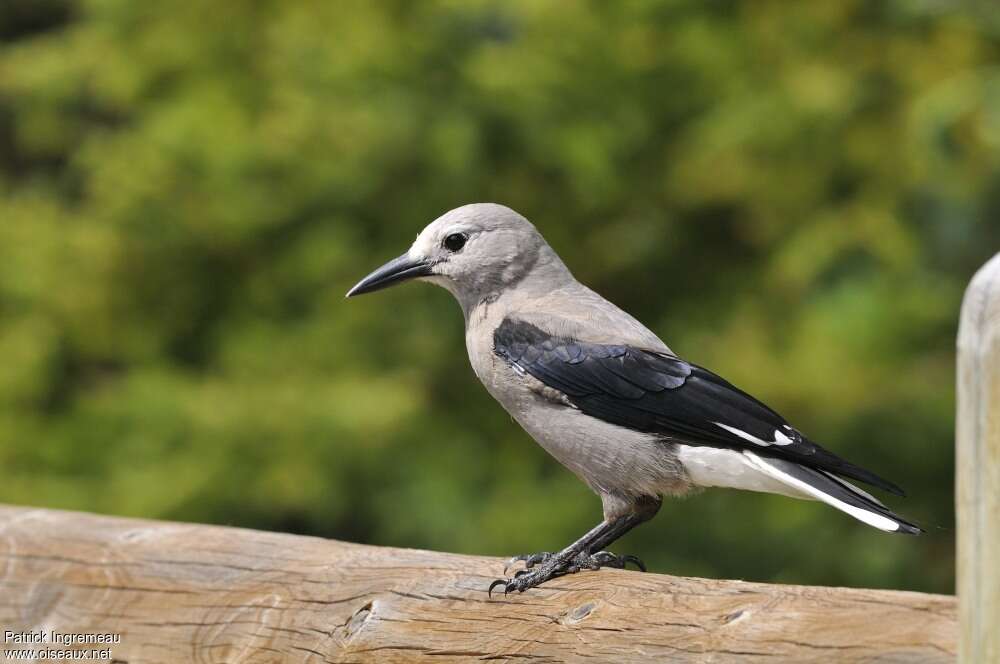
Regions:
[[803, 443, 906, 497]]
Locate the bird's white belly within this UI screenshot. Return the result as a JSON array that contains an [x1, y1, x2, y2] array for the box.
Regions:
[[676, 444, 811, 500]]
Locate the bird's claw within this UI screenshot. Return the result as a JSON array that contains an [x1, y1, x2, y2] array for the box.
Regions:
[[488, 578, 509, 598]]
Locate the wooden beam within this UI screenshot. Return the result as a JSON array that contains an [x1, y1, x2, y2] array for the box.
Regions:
[[0, 505, 954, 663], [957, 251, 1000, 664]]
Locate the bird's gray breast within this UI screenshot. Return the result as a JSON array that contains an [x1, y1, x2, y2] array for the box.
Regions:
[[464, 306, 690, 500]]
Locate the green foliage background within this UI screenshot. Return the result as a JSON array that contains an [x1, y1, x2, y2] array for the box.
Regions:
[[2, 0, 999, 594]]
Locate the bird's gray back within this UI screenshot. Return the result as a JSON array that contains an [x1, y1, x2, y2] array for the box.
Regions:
[[482, 280, 671, 351]]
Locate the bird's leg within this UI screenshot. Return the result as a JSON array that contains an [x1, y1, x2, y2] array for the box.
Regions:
[[490, 497, 660, 596], [575, 500, 656, 570], [568, 495, 659, 573]]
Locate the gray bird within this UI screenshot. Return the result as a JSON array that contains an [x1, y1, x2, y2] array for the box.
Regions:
[[347, 203, 920, 595]]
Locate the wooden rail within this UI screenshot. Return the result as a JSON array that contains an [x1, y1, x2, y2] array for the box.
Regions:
[[957, 251, 1000, 664], [0, 505, 955, 663]]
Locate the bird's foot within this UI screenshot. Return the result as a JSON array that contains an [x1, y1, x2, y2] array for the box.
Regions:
[[489, 555, 571, 596], [574, 550, 646, 572], [489, 550, 646, 597]]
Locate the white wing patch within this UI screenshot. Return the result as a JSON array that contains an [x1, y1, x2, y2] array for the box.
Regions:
[[714, 422, 795, 447], [772, 429, 795, 446]]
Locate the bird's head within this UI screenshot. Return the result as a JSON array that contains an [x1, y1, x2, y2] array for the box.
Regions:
[[347, 203, 569, 312]]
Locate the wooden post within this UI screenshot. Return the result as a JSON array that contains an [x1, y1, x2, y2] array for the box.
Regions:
[[0, 505, 956, 663], [957, 251, 1000, 664]]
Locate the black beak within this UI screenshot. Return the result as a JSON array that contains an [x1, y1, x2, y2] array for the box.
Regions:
[[346, 253, 434, 297]]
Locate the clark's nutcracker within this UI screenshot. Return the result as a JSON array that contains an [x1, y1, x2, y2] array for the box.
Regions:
[[347, 203, 920, 595]]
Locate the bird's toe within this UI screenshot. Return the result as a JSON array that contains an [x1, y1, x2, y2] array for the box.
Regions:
[[583, 550, 647, 572], [502, 551, 554, 574], [489, 553, 577, 596]]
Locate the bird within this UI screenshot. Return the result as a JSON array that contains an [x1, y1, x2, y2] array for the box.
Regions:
[[346, 203, 921, 595]]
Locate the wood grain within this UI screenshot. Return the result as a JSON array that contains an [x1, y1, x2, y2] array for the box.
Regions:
[[957, 251, 1000, 664], [0, 505, 955, 663]]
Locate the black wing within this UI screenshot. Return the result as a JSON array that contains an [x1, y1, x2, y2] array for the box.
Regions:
[[494, 318, 904, 496]]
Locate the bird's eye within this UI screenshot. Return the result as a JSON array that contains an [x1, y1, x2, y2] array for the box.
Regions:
[[443, 233, 467, 252]]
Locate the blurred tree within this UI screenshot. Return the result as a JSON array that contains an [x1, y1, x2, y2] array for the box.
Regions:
[[1, 0, 998, 594]]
